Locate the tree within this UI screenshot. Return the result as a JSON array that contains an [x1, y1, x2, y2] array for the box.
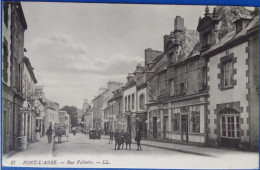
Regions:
[[60, 106, 78, 127]]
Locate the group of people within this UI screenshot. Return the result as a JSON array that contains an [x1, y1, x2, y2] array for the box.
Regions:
[[108, 129, 142, 151], [46, 126, 63, 143]]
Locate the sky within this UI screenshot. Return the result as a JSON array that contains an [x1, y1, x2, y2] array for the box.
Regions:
[[21, 2, 253, 108]]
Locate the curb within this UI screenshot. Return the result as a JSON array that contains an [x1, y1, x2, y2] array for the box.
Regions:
[[2, 150, 17, 159], [101, 136, 212, 157], [48, 140, 55, 159], [132, 142, 213, 157]]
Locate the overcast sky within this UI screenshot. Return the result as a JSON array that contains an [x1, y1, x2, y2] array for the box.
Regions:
[[21, 2, 252, 108]]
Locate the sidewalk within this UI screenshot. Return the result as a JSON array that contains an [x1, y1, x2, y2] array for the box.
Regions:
[[101, 135, 255, 157], [3, 135, 54, 161]]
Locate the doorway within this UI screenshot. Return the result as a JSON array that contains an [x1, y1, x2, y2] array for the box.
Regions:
[[163, 116, 168, 139], [181, 115, 188, 142], [153, 117, 157, 138]]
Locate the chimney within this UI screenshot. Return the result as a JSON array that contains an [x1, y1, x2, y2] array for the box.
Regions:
[[126, 73, 135, 83], [174, 16, 184, 32], [163, 35, 170, 52]]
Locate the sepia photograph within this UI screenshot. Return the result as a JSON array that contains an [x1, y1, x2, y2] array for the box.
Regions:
[[1, 1, 259, 169]]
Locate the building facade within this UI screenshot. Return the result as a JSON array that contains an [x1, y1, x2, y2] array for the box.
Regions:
[[107, 88, 123, 133], [20, 56, 37, 148], [122, 73, 137, 137], [92, 81, 123, 132], [58, 111, 70, 135], [146, 16, 208, 145], [198, 7, 259, 150], [2, 1, 28, 153], [35, 86, 46, 136], [44, 99, 59, 131], [83, 107, 93, 133]]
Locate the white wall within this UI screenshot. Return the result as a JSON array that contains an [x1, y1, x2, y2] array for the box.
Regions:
[[136, 87, 147, 112], [123, 85, 137, 113], [208, 42, 249, 142]]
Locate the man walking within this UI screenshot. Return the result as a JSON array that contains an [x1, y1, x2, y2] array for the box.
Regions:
[[114, 129, 121, 150], [109, 130, 114, 144], [46, 126, 53, 143], [135, 129, 142, 151]]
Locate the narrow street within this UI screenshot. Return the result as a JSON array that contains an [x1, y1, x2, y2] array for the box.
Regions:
[[52, 133, 184, 156], [4, 132, 258, 169]]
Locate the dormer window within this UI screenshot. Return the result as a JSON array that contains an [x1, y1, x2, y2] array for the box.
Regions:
[[233, 16, 252, 33]]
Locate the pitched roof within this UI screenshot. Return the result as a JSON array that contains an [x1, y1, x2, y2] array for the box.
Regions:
[[202, 15, 259, 57]]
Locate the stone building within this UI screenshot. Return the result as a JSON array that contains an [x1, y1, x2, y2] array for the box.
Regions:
[[83, 107, 93, 133], [35, 86, 46, 136], [2, 1, 27, 153], [144, 7, 259, 150], [122, 73, 137, 137], [92, 81, 123, 132], [106, 88, 123, 133], [198, 7, 259, 150], [58, 111, 70, 135], [20, 56, 37, 148], [44, 99, 59, 131], [146, 15, 209, 145]]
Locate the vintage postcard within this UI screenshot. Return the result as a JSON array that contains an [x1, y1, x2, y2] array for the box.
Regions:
[[1, 1, 259, 169]]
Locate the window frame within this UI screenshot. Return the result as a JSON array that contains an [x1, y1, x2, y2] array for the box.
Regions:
[[220, 109, 240, 139], [219, 53, 236, 90]]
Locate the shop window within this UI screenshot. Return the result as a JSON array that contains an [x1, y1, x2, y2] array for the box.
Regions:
[[171, 109, 180, 132], [220, 108, 240, 138], [191, 111, 200, 133]]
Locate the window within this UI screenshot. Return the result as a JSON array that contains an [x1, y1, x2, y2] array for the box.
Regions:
[[139, 94, 145, 110], [3, 42, 8, 83], [3, 2, 8, 27], [180, 82, 185, 94], [223, 61, 233, 87], [125, 97, 127, 111], [119, 102, 121, 114], [158, 73, 167, 95], [128, 95, 130, 111], [170, 80, 175, 96], [191, 111, 200, 133], [220, 54, 235, 90], [220, 109, 240, 138], [132, 94, 135, 110], [171, 109, 180, 132]]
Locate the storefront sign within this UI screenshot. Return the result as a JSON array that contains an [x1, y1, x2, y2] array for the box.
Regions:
[[125, 111, 132, 116], [20, 107, 29, 113]]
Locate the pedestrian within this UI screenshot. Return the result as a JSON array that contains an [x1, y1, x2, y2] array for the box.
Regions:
[[120, 130, 125, 150], [109, 130, 114, 144], [114, 129, 121, 150], [72, 126, 76, 135], [55, 128, 62, 143], [46, 126, 53, 144], [135, 130, 142, 151], [125, 131, 132, 150]]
